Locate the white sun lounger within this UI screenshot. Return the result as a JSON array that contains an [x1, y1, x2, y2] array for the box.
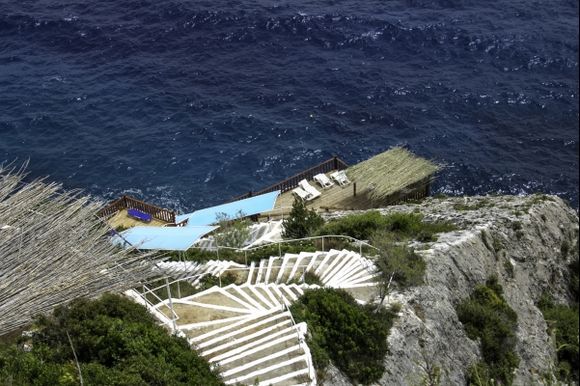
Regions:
[[299, 179, 321, 200], [292, 186, 312, 201], [330, 170, 351, 186], [313, 173, 334, 189]]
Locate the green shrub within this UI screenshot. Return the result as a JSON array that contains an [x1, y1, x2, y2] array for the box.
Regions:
[[303, 271, 323, 286], [456, 277, 519, 385], [538, 294, 579, 383], [317, 211, 385, 240], [0, 294, 223, 385], [373, 239, 426, 289], [197, 272, 238, 291], [569, 257, 579, 303], [213, 211, 251, 248], [290, 289, 395, 384], [503, 259, 514, 279], [511, 221, 522, 231], [144, 277, 199, 303], [282, 198, 324, 239], [167, 240, 317, 265], [242, 241, 317, 263], [560, 240, 570, 257], [453, 199, 490, 211], [317, 211, 456, 242]]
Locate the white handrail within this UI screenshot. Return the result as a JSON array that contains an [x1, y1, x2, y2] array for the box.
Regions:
[[189, 234, 380, 258]]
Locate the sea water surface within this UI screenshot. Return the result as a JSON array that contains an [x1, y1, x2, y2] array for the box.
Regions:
[[0, 0, 578, 211]]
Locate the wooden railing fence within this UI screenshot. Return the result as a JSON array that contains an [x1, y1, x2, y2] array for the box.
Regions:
[[231, 156, 348, 201], [97, 195, 176, 223]]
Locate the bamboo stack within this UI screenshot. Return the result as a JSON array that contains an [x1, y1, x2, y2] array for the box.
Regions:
[[0, 165, 158, 335]]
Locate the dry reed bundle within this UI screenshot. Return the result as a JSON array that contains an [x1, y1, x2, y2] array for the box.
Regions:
[[346, 147, 439, 201], [0, 165, 158, 335]]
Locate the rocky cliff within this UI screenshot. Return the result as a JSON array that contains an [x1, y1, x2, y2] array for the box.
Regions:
[[322, 194, 578, 385]]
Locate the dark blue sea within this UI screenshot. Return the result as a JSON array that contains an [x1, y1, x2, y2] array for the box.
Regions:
[[1, 0, 578, 211]]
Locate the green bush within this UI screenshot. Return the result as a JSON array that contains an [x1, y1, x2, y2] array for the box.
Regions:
[[302, 271, 323, 286], [538, 294, 579, 383], [213, 211, 251, 248], [317, 211, 386, 240], [290, 288, 396, 385], [282, 198, 324, 239], [0, 294, 223, 386], [167, 240, 317, 265], [317, 211, 456, 242], [373, 240, 426, 289], [144, 277, 199, 304], [456, 277, 519, 385], [569, 257, 579, 303]]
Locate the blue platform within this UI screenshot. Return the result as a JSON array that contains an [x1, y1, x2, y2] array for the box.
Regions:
[[176, 190, 280, 226], [115, 225, 217, 251]]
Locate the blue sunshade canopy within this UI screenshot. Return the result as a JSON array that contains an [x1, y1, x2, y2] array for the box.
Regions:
[[115, 225, 217, 251], [176, 190, 280, 226]]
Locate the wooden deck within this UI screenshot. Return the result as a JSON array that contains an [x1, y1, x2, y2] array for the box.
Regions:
[[108, 209, 168, 230], [262, 173, 375, 218]]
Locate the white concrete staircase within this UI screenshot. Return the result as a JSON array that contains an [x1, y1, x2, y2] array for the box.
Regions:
[[246, 249, 378, 289], [140, 248, 379, 385], [155, 260, 246, 286], [153, 284, 314, 385]]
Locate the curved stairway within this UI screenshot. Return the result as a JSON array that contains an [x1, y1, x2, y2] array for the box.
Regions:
[[153, 283, 314, 385], [136, 249, 379, 385]]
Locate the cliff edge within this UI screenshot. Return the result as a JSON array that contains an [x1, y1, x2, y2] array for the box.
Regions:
[[323, 194, 578, 385]]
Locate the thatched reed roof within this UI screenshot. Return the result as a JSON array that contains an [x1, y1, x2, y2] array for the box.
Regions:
[[0, 165, 158, 335], [346, 147, 439, 201]]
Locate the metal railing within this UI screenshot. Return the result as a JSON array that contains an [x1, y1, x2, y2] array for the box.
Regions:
[[231, 155, 348, 201], [189, 234, 380, 265]]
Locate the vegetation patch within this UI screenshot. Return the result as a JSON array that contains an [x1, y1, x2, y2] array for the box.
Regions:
[[290, 288, 396, 385], [168, 240, 317, 265], [569, 257, 579, 303], [143, 277, 199, 304], [537, 293, 579, 383], [453, 199, 491, 211], [302, 271, 323, 286], [318, 211, 456, 242], [503, 259, 514, 279], [456, 277, 519, 385], [0, 294, 223, 385], [213, 211, 251, 248], [282, 198, 324, 239], [374, 241, 425, 287]]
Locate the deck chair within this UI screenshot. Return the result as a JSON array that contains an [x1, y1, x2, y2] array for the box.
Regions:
[[313, 173, 334, 189], [330, 170, 351, 186], [292, 186, 312, 201], [127, 208, 152, 223], [299, 179, 321, 200]]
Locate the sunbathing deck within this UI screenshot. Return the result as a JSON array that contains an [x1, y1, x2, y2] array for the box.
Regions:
[[263, 173, 373, 218], [108, 209, 168, 230]]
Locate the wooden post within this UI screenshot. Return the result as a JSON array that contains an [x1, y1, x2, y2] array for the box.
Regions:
[[353, 182, 357, 197]]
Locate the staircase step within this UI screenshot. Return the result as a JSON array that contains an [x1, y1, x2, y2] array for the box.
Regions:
[[190, 311, 289, 349], [263, 256, 274, 284], [278, 256, 298, 283], [208, 325, 297, 363], [224, 354, 308, 385]]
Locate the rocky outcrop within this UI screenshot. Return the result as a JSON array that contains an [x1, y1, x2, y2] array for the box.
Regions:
[[322, 195, 578, 385]]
